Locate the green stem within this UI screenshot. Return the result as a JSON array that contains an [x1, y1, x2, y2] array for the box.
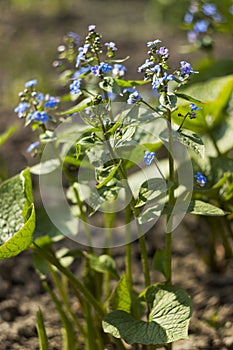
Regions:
[[139, 233, 151, 288], [99, 114, 151, 290], [166, 109, 175, 285], [73, 185, 93, 250], [32, 243, 105, 319], [49, 265, 86, 336], [125, 204, 133, 306]]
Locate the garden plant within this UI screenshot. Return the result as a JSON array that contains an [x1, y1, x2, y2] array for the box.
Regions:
[[0, 1, 233, 349]]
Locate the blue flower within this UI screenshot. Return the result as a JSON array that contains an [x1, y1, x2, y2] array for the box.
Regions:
[[88, 24, 96, 32], [112, 64, 126, 77], [156, 46, 169, 56], [202, 4, 217, 16], [44, 96, 60, 108], [76, 44, 90, 67], [184, 13, 194, 24], [194, 20, 209, 33], [138, 59, 154, 73], [147, 40, 161, 47], [229, 5, 233, 15], [36, 93, 44, 103], [180, 61, 198, 76], [29, 111, 49, 123], [67, 32, 80, 45], [152, 77, 164, 90], [105, 42, 117, 51], [123, 87, 135, 94], [14, 102, 29, 118], [127, 91, 141, 104], [189, 103, 201, 111], [27, 141, 40, 153], [70, 79, 82, 94], [187, 30, 198, 43], [73, 66, 91, 79], [194, 172, 207, 187], [152, 73, 174, 91], [91, 65, 100, 76], [100, 62, 112, 73], [144, 151, 156, 165], [25, 79, 37, 88]]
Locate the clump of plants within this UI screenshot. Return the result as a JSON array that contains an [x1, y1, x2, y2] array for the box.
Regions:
[[0, 21, 232, 350]]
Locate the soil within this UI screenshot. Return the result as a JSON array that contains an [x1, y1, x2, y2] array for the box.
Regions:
[[0, 216, 233, 350]]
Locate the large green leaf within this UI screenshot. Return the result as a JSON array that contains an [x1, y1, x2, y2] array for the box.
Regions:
[[163, 200, 226, 216], [0, 168, 35, 259], [173, 75, 233, 132], [103, 285, 192, 345]]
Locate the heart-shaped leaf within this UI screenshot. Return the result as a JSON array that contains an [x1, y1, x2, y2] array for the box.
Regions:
[[103, 285, 192, 345], [0, 168, 35, 259]]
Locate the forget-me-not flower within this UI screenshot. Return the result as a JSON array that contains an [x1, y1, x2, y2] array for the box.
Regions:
[[194, 172, 207, 187], [14, 102, 29, 118], [25, 79, 37, 88], [70, 79, 82, 94], [144, 151, 156, 166], [29, 111, 49, 123]]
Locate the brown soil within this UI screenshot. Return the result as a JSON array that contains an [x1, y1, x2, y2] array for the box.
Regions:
[[0, 217, 233, 350]]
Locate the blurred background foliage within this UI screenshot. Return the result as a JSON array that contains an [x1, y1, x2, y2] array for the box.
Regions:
[[0, 0, 232, 175], [1, 0, 232, 108]]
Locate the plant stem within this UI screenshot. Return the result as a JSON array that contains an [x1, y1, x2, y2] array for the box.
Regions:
[[125, 204, 133, 297], [49, 265, 86, 336], [99, 114, 151, 290], [32, 243, 105, 319], [165, 109, 175, 285]]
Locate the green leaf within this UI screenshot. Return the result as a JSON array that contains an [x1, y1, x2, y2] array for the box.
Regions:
[[115, 79, 149, 88], [0, 125, 17, 147], [103, 285, 192, 345], [177, 130, 204, 158], [138, 204, 164, 225], [153, 249, 168, 279], [99, 77, 122, 95], [88, 184, 121, 215], [159, 128, 204, 158], [86, 253, 119, 280], [34, 207, 63, 242], [175, 92, 202, 104], [59, 97, 93, 115], [115, 126, 136, 147], [188, 200, 226, 216], [173, 75, 233, 133], [0, 168, 35, 259], [135, 178, 168, 208], [96, 162, 121, 189], [36, 308, 49, 350], [159, 93, 177, 111], [109, 274, 131, 313], [163, 200, 226, 216], [30, 159, 61, 175]]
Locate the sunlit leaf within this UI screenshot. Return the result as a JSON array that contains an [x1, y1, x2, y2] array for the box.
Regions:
[[103, 285, 192, 345], [0, 168, 35, 259]]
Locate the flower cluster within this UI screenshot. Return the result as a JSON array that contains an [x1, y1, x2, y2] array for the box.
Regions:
[[183, 1, 226, 48], [194, 172, 207, 187], [55, 25, 128, 102], [136, 40, 198, 100], [14, 79, 59, 125]]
